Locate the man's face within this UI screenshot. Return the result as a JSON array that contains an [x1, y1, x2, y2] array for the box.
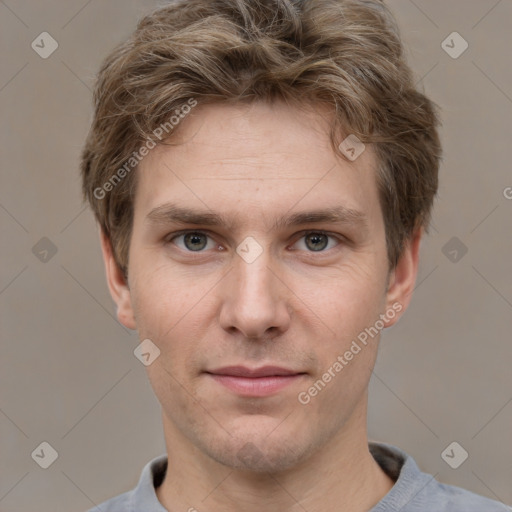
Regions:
[[106, 101, 413, 472]]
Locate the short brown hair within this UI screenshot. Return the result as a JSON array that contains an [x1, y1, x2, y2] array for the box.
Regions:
[[81, 0, 442, 276]]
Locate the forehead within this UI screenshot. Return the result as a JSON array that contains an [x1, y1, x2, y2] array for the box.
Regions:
[[135, 101, 383, 232]]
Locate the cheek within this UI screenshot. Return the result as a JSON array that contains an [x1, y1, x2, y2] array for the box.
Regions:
[[298, 277, 383, 420], [130, 257, 209, 335], [308, 264, 387, 342], [297, 266, 387, 411], [128, 275, 208, 397], [131, 271, 207, 408]]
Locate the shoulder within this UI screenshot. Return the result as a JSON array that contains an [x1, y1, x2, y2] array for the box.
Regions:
[[369, 442, 510, 512], [87, 490, 133, 512], [86, 454, 168, 512], [422, 480, 511, 512]]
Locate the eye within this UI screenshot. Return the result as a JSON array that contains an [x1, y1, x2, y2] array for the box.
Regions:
[[169, 231, 217, 252], [292, 231, 341, 252], [166, 230, 342, 255]]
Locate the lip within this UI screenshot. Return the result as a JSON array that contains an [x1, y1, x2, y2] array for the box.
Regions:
[[205, 366, 306, 397], [207, 365, 301, 378]]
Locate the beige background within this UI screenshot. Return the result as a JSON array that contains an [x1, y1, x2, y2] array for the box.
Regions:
[[1, 1, 511, 511]]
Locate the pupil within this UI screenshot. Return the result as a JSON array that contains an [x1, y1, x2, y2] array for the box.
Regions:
[[307, 233, 327, 251], [185, 233, 206, 251]]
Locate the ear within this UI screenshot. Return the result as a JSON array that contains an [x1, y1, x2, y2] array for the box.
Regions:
[[383, 228, 422, 328], [99, 229, 137, 330]]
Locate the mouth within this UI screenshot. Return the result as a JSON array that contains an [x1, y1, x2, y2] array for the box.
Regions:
[[204, 366, 306, 397]]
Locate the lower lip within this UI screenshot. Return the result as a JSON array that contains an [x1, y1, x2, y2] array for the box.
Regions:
[[207, 374, 303, 397]]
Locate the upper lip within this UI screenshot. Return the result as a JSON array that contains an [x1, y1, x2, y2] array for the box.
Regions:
[[206, 366, 303, 378]]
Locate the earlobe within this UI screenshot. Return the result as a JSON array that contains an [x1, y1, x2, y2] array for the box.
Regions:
[[383, 228, 422, 328], [99, 229, 137, 330]]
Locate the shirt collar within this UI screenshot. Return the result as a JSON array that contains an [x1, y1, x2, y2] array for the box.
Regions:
[[130, 442, 426, 511]]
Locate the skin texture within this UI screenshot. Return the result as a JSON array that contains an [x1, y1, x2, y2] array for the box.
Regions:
[[101, 101, 421, 512]]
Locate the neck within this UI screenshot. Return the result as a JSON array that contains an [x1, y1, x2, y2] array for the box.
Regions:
[[156, 399, 395, 512]]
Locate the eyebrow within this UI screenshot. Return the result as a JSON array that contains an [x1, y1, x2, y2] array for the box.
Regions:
[[145, 203, 368, 231]]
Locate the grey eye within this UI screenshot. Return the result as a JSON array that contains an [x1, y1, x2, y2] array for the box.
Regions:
[[304, 233, 329, 251], [183, 232, 208, 251]]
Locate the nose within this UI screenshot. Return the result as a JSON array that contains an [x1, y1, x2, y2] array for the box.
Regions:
[[218, 247, 291, 341]]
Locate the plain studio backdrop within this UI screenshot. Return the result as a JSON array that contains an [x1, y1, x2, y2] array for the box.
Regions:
[[0, 1, 511, 511]]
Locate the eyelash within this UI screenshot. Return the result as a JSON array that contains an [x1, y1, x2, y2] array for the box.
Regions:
[[165, 229, 344, 256]]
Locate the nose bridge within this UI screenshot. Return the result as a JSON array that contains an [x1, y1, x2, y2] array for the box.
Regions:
[[219, 241, 290, 339], [234, 244, 277, 308], [232, 232, 275, 290]]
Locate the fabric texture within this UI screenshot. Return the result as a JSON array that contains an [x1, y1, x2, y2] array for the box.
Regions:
[[88, 442, 510, 511]]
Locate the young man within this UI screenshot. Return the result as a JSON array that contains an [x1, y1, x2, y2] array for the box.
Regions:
[[81, 0, 509, 510]]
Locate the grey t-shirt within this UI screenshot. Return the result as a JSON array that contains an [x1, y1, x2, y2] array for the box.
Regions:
[[88, 442, 510, 511]]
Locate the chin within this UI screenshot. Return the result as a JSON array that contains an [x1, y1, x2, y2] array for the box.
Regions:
[[198, 424, 320, 474]]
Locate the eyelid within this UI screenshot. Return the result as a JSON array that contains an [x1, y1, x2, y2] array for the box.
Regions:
[[166, 229, 219, 250], [289, 230, 344, 251], [166, 229, 214, 242], [166, 229, 344, 254]]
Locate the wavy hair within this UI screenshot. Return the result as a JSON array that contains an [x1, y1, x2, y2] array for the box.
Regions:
[[81, 0, 442, 275]]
